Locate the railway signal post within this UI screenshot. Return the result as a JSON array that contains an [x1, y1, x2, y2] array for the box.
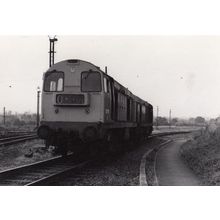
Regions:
[[169, 109, 172, 129], [37, 88, 41, 128], [49, 36, 58, 67]]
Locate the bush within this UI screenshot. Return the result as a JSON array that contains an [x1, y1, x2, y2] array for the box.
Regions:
[[180, 128, 220, 185]]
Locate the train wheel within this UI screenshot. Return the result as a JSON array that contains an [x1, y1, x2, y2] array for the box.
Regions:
[[87, 144, 97, 158], [61, 145, 68, 157], [84, 141, 101, 158], [45, 139, 50, 149], [108, 130, 121, 153]]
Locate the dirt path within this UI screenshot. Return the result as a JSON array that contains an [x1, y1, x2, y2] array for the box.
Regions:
[[155, 139, 200, 186]]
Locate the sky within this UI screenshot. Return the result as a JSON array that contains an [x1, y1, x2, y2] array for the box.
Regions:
[[1, 35, 220, 118]]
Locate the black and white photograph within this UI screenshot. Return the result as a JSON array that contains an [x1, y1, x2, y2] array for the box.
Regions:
[[1, 0, 220, 219], [0, 35, 220, 186]]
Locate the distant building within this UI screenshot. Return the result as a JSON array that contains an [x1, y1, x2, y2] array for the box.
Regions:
[[215, 117, 220, 125], [207, 119, 218, 133], [188, 118, 195, 125]]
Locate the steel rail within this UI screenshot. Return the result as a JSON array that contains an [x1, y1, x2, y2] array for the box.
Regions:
[[0, 134, 37, 142], [26, 160, 91, 186], [0, 135, 38, 147], [0, 154, 75, 186]]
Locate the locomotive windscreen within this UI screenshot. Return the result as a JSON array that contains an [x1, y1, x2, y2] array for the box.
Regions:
[[81, 71, 101, 92], [44, 71, 64, 92]]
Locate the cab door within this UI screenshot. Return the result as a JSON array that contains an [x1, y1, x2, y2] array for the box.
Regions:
[[109, 78, 115, 121], [103, 77, 111, 122]]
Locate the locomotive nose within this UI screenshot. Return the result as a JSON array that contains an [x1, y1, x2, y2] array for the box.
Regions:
[[37, 125, 50, 139]]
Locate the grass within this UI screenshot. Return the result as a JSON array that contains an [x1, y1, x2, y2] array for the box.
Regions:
[[180, 129, 220, 185]]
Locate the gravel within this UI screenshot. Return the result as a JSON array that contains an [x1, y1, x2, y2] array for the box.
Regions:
[[47, 138, 164, 186], [0, 139, 54, 171]]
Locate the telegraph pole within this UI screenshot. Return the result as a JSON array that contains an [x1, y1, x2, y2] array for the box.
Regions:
[[49, 36, 58, 67], [169, 109, 172, 129], [37, 88, 41, 128], [3, 107, 5, 125], [156, 106, 159, 129]]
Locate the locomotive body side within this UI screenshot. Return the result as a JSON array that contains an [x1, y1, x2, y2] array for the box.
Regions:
[[101, 72, 153, 137]]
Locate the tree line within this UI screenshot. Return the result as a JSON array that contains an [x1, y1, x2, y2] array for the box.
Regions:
[[154, 116, 206, 126]]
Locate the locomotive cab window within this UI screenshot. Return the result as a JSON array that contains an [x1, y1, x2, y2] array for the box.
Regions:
[[57, 78, 63, 91], [44, 71, 64, 92], [81, 71, 101, 92]]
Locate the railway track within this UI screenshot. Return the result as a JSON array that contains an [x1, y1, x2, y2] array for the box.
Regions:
[[0, 130, 195, 186], [151, 130, 192, 137], [0, 134, 38, 147], [0, 154, 91, 186]]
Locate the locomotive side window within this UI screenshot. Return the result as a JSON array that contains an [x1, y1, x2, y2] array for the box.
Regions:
[[136, 103, 140, 122], [142, 105, 146, 122], [44, 71, 64, 92], [104, 78, 107, 93], [104, 78, 110, 93], [81, 71, 101, 92]]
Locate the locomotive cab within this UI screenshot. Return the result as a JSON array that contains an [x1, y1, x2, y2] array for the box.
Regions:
[[38, 59, 105, 146]]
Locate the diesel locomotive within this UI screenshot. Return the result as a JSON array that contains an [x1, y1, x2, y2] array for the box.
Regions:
[[37, 59, 153, 155]]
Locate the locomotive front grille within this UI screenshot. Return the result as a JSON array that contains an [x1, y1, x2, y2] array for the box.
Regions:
[[55, 94, 89, 106]]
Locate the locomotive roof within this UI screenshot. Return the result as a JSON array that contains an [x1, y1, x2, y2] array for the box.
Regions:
[[49, 59, 152, 107]]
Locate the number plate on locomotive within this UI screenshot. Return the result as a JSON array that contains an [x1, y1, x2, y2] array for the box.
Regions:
[[56, 94, 85, 105]]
